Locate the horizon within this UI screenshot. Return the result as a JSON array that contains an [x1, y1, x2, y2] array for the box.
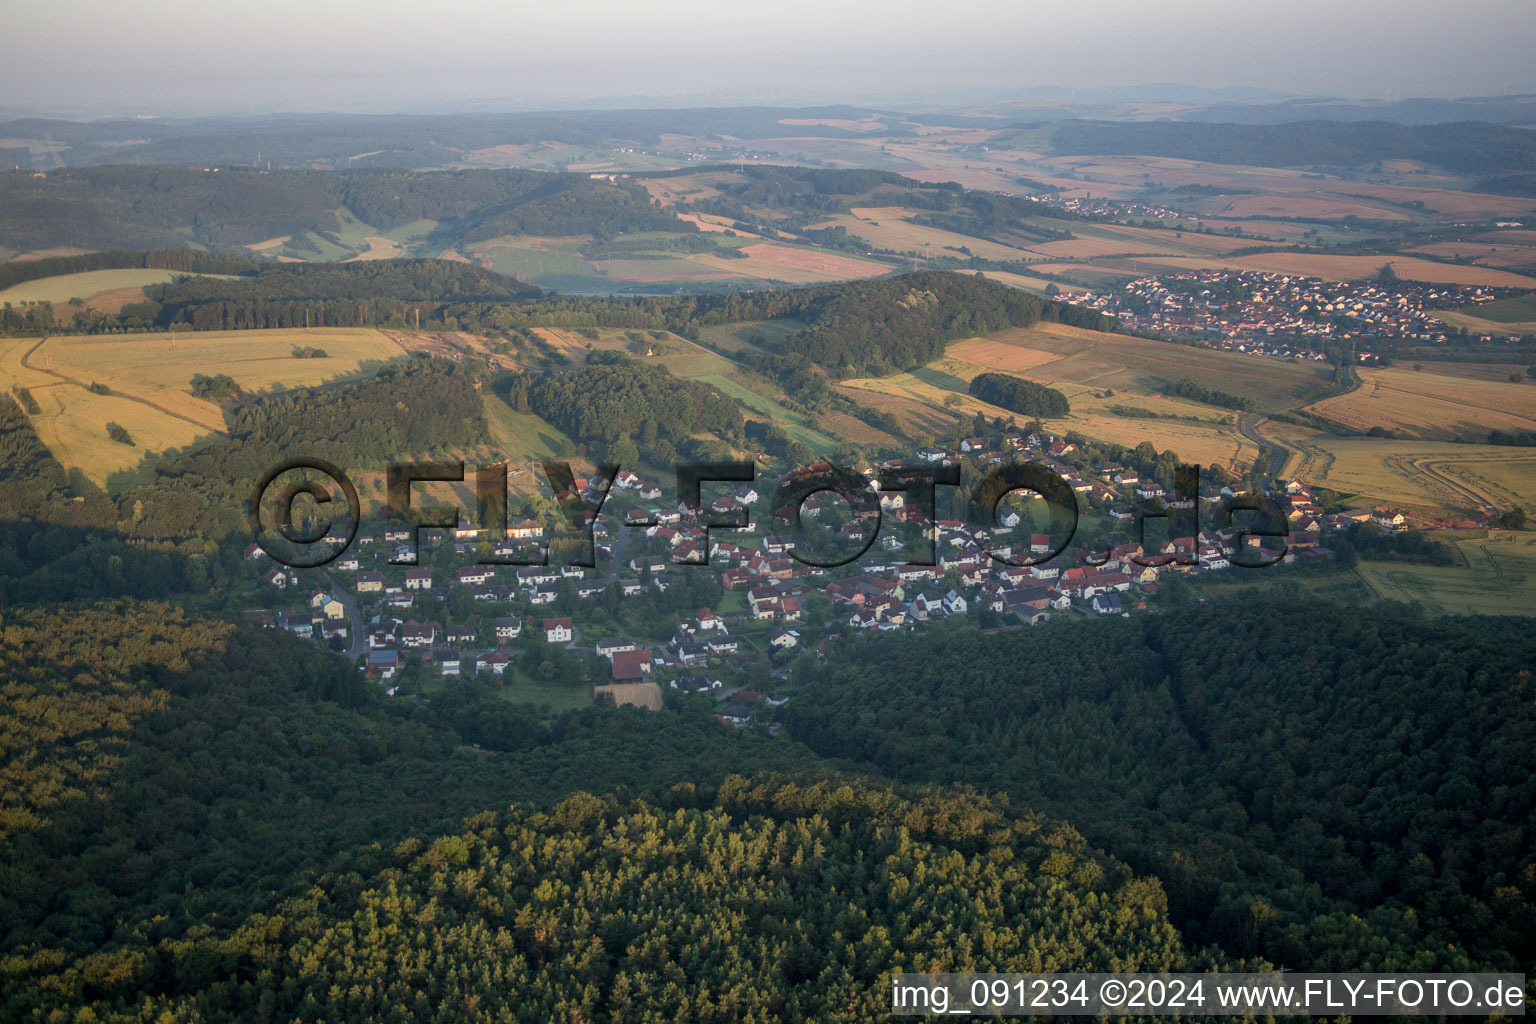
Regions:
[[3, 0, 1534, 119]]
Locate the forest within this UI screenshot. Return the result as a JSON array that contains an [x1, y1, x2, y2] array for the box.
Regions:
[[506, 352, 742, 461], [783, 606, 1536, 975], [0, 166, 694, 252], [1046, 120, 1536, 178], [966, 371, 1071, 417]]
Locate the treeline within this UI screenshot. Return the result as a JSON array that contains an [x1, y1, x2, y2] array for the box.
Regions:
[[146, 258, 538, 331], [1049, 119, 1536, 176], [1161, 377, 1256, 411], [505, 352, 741, 461], [1489, 428, 1536, 446], [0, 166, 695, 252], [968, 371, 1071, 417], [784, 605, 1536, 974], [0, 248, 257, 291]]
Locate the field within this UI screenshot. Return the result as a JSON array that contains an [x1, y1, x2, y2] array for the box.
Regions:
[[807, 207, 1039, 262], [1307, 365, 1536, 440], [594, 682, 663, 710], [1470, 294, 1536, 323], [835, 323, 1322, 468], [2, 328, 404, 489], [0, 268, 216, 305], [1428, 309, 1536, 338], [1355, 533, 1536, 616], [1125, 252, 1536, 289], [1273, 434, 1536, 513]]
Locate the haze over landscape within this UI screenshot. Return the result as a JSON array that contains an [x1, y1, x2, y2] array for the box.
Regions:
[[4, 0, 1535, 116]]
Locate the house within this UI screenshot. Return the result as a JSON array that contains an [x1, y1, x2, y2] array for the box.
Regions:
[[716, 704, 752, 727], [310, 592, 346, 621], [1092, 592, 1124, 615], [434, 649, 462, 676], [404, 569, 433, 591], [942, 589, 967, 616], [476, 650, 511, 676], [611, 648, 651, 682], [455, 566, 495, 586], [336, 554, 361, 572], [263, 567, 295, 590], [243, 542, 267, 562], [494, 616, 522, 642], [400, 620, 436, 648], [909, 592, 941, 621], [365, 649, 398, 679], [277, 611, 311, 637], [356, 571, 384, 593], [508, 519, 544, 540], [543, 617, 573, 644], [446, 625, 477, 646], [1029, 533, 1052, 554], [596, 637, 637, 659], [767, 627, 801, 650], [695, 607, 722, 631]]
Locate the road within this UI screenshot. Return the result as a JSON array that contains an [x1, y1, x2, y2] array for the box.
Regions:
[[319, 571, 367, 661], [1239, 364, 1361, 481]]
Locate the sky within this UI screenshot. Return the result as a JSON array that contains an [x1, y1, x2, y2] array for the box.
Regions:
[[3, 0, 1534, 117]]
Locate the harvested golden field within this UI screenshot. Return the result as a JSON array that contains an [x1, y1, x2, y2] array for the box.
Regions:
[[952, 322, 1331, 410], [1330, 182, 1535, 219], [21, 383, 214, 488], [809, 207, 1037, 262], [37, 327, 403, 403], [1277, 435, 1536, 513], [977, 270, 1086, 294], [1309, 367, 1536, 440], [946, 335, 1066, 374], [725, 243, 889, 280], [1, 328, 406, 488], [344, 235, 403, 261], [594, 682, 662, 711], [0, 268, 187, 305]]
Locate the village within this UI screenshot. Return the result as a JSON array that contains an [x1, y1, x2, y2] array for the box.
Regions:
[[243, 423, 1427, 728], [1061, 269, 1507, 360]]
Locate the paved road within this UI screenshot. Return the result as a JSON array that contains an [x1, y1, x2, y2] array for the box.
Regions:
[[1239, 364, 1361, 481], [319, 571, 367, 661]]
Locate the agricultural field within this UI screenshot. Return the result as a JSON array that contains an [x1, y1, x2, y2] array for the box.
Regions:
[[1307, 365, 1536, 440], [1428, 309, 1536, 338], [1355, 532, 1536, 616], [1, 328, 405, 489], [1126, 252, 1536, 289], [1272, 434, 1536, 514], [0, 268, 194, 305], [836, 323, 1316, 468], [807, 207, 1040, 262]]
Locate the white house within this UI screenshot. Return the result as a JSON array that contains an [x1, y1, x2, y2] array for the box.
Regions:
[[544, 617, 573, 644]]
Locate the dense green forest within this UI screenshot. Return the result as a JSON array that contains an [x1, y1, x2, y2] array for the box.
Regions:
[[148, 259, 538, 331], [784, 607, 1536, 974], [967, 371, 1071, 417], [505, 352, 742, 461], [0, 358, 487, 550], [1047, 120, 1536, 178], [0, 593, 1239, 1021], [0, 166, 694, 252]]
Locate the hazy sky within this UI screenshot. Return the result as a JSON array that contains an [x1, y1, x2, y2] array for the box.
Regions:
[[3, 0, 1533, 117]]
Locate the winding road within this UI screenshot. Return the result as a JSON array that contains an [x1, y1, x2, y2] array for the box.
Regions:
[[1238, 364, 1361, 481]]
